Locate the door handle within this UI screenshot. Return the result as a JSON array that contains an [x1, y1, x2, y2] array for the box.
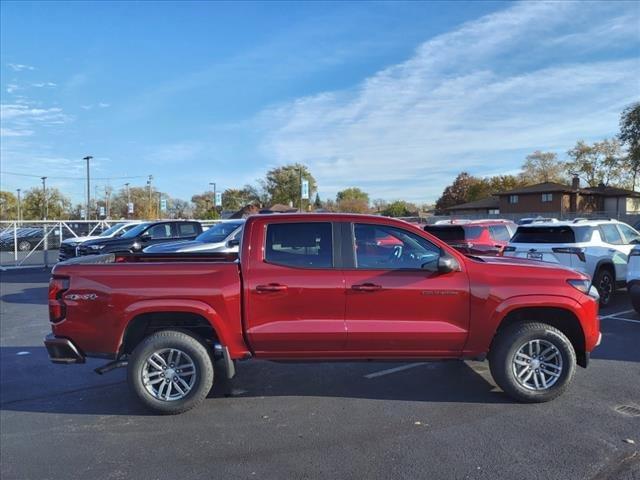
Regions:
[[351, 283, 382, 292], [256, 283, 288, 293]]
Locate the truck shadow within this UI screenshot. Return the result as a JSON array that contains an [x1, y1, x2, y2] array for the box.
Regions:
[[0, 346, 509, 416], [1, 287, 48, 305]]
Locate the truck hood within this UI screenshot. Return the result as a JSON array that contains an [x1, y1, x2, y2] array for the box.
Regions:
[[62, 235, 102, 245], [473, 255, 589, 277]]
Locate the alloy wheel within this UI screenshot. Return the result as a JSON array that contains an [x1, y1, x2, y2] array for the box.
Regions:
[[142, 348, 197, 401], [512, 339, 563, 391]]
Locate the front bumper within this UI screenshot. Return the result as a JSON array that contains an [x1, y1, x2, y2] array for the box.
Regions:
[[44, 334, 85, 364]]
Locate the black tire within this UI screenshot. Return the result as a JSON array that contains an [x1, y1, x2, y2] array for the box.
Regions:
[[127, 330, 214, 415], [593, 267, 615, 307], [489, 322, 576, 403]]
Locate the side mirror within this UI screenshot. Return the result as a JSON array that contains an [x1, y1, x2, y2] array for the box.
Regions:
[[437, 253, 460, 274], [140, 232, 151, 241], [227, 238, 240, 248]]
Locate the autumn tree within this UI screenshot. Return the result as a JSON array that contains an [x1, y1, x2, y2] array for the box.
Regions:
[[221, 185, 261, 211], [21, 187, 72, 220], [260, 164, 316, 209], [566, 139, 626, 187], [619, 102, 640, 190], [336, 187, 370, 213], [0, 191, 18, 220], [434, 172, 483, 212], [520, 151, 566, 184]]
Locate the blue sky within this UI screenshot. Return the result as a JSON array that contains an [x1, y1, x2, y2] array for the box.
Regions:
[[1, 1, 639, 205]]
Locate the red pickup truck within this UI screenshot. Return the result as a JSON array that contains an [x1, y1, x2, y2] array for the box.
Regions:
[[45, 214, 601, 414]]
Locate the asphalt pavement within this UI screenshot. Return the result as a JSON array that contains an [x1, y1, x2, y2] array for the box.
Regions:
[[1, 268, 638, 480]]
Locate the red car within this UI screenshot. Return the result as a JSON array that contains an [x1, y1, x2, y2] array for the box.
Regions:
[[424, 220, 517, 256], [45, 213, 600, 414]]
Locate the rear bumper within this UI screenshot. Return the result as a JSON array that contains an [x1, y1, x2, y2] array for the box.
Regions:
[[44, 334, 85, 364]]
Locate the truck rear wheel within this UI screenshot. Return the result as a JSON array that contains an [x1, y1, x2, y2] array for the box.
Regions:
[[488, 322, 576, 403], [127, 330, 214, 414]]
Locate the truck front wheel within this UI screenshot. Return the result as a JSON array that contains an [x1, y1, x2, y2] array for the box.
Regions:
[[127, 330, 214, 414], [489, 322, 576, 403]]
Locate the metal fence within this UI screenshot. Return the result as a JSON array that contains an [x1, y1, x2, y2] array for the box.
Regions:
[[0, 219, 222, 268]]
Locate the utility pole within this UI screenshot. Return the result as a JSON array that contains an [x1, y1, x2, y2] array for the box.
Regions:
[[16, 188, 21, 222], [125, 183, 131, 219], [299, 167, 303, 212], [83, 156, 92, 220], [209, 182, 216, 217], [104, 186, 112, 218], [41, 176, 47, 220], [147, 175, 153, 218]]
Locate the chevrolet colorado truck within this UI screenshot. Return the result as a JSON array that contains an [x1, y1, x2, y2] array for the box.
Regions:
[[45, 214, 601, 414]]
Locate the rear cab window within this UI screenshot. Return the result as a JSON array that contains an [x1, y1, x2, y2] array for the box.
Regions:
[[265, 222, 333, 268]]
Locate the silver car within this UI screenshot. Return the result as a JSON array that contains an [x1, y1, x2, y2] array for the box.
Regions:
[[142, 220, 244, 254]]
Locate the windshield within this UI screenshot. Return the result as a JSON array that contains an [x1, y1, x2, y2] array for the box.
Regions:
[[120, 223, 151, 239], [99, 223, 127, 237], [196, 222, 243, 243]]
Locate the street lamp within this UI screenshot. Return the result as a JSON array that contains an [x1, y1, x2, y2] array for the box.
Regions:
[[83, 156, 92, 220], [16, 188, 21, 222], [209, 182, 217, 217], [41, 176, 47, 220]]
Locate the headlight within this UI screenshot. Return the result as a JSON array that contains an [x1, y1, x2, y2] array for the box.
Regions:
[[567, 279, 591, 294], [89, 244, 105, 251], [132, 242, 141, 250]]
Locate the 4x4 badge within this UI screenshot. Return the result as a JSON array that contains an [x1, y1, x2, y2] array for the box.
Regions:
[[64, 293, 97, 301]]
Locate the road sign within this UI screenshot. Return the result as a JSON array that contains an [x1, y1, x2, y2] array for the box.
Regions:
[[301, 179, 309, 200], [99, 206, 105, 217], [214, 192, 222, 207], [160, 198, 167, 212], [127, 202, 134, 214], [80, 209, 86, 218]]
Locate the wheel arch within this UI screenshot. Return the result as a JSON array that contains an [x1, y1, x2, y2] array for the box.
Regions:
[[491, 305, 587, 367]]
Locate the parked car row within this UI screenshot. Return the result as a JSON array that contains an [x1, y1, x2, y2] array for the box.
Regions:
[[424, 218, 640, 307]]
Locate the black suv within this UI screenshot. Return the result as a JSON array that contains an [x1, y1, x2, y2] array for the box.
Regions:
[[77, 221, 202, 256]]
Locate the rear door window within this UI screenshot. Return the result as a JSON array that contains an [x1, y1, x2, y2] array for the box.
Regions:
[[617, 224, 640, 244], [147, 223, 172, 239], [599, 224, 624, 245], [511, 226, 576, 244], [178, 223, 198, 237], [265, 222, 333, 268], [489, 225, 511, 242]]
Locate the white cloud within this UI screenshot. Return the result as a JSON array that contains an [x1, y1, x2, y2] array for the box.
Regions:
[[6, 84, 20, 94], [7, 63, 35, 72], [259, 1, 640, 202], [0, 103, 72, 137], [98, 102, 110, 108], [31, 82, 57, 88]]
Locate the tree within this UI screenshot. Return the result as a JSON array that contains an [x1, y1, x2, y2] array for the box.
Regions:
[[191, 191, 219, 219], [336, 187, 370, 213], [435, 172, 483, 212], [566, 139, 625, 187], [261, 164, 316, 209], [619, 102, 640, 190], [372, 198, 388, 213], [221, 185, 261, 211], [313, 193, 322, 209], [520, 151, 566, 184], [110, 186, 160, 219], [0, 191, 18, 220], [382, 200, 415, 217], [21, 187, 71, 220]]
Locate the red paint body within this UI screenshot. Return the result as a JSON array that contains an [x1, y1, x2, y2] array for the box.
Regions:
[[48, 214, 600, 363]]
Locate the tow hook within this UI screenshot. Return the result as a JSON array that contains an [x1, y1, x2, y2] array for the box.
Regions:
[[95, 359, 128, 375]]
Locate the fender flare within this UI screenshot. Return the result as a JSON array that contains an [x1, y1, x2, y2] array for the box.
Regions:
[[118, 299, 232, 351], [593, 259, 616, 281]]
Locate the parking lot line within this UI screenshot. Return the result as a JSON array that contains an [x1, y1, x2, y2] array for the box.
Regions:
[[599, 309, 636, 320], [601, 316, 640, 324], [364, 363, 424, 379]]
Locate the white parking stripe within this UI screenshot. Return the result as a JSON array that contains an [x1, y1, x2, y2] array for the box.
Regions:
[[601, 316, 640, 324], [600, 310, 636, 319], [364, 363, 424, 379]]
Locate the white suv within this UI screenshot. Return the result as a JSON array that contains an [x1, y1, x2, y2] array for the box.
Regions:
[[504, 219, 640, 306], [628, 245, 640, 313]]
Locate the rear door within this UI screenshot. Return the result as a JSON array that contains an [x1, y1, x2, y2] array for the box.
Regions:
[[600, 223, 636, 280], [244, 220, 346, 356], [343, 222, 470, 355]]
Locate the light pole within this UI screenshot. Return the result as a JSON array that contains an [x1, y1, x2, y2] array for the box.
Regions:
[[83, 156, 92, 220], [16, 188, 21, 222], [147, 175, 153, 218], [125, 183, 131, 219], [209, 182, 216, 217], [41, 176, 47, 220]]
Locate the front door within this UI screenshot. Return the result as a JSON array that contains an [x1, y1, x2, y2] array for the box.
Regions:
[[343, 223, 470, 356], [244, 221, 346, 357]]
